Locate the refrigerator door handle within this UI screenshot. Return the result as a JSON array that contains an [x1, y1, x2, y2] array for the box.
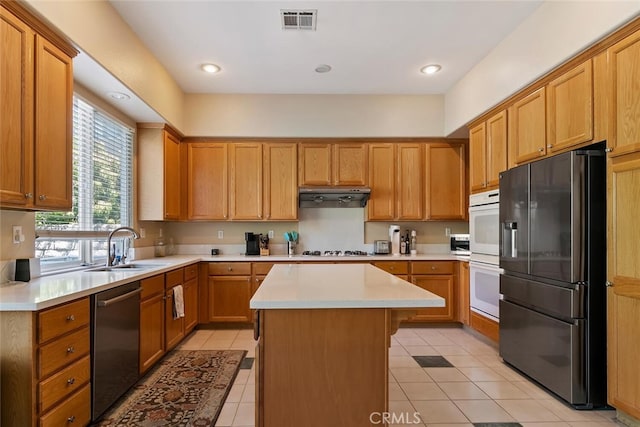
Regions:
[[511, 228, 518, 258]]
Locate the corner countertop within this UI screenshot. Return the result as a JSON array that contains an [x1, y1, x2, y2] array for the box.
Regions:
[[250, 264, 445, 309], [0, 253, 468, 312]]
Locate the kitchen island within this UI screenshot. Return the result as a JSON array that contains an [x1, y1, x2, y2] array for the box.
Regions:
[[250, 263, 444, 427]]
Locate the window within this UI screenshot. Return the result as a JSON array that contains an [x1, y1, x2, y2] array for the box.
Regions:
[[36, 96, 134, 271]]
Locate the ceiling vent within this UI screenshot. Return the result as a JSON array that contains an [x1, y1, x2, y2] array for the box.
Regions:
[[281, 10, 317, 30]]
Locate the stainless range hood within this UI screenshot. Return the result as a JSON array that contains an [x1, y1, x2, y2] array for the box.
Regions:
[[299, 186, 371, 208]]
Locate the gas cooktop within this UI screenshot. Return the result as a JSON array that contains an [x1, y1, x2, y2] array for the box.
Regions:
[[301, 250, 370, 257]]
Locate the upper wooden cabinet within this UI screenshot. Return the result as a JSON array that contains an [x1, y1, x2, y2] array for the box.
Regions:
[[299, 142, 367, 186], [546, 59, 593, 153], [0, 5, 75, 210], [187, 141, 297, 221], [138, 125, 183, 221], [187, 142, 228, 220], [608, 30, 640, 157], [263, 143, 297, 221], [469, 110, 507, 193], [368, 143, 423, 221], [425, 143, 466, 220], [509, 87, 547, 165], [229, 143, 263, 220]]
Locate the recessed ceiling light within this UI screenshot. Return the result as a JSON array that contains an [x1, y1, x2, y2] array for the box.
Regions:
[[315, 64, 332, 73], [201, 63, 221, 74], [420, 64, 442, 75], [107, 91, 130, 100]]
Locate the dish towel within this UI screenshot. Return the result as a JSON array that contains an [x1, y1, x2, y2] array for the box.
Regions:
[[173, 285, 185, 319]]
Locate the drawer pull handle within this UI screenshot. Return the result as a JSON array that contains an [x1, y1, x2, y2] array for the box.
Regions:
[[39, 194, 47, 200], [67, 415, 76, 423], [228, 267, 233, 271], [66, 346, 75, 354], [431, 266, 436, 270], [66, 315, 75, 321], [390, 267, 394, 270], [67, 377, 75, 385], [25, 192, 33, 199]]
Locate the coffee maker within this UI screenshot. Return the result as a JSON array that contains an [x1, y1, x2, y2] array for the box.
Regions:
[[245, 232, 260, 256]]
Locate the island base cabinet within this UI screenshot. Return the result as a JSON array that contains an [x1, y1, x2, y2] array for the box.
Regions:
[[256, 308, 389, 427]]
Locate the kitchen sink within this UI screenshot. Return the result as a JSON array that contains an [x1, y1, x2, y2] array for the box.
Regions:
[[85, 263, 167, 272]]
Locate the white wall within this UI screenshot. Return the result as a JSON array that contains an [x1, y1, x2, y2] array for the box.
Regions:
[[185, 94, 444, 137], [445, 1, 640, 134]]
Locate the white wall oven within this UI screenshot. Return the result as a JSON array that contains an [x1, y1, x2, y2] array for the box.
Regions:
[[469, 189, 502, 321]]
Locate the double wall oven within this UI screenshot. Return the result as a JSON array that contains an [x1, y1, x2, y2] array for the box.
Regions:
[[468, 190, 502, 322]]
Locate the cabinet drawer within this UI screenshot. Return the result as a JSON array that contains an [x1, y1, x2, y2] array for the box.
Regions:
[[184, 263, 198, 281], [39, 383, 91, 427], [372, 261, 409, 275], [253, 263, 275, 276], [39, 355, 90, 413], [166, 268, 184, 288], [39, 327, 90, 379], [141, 274, 165, 300], [209, 262, 252, 276], [411, 261, 454, 275], [38, 298, 90, 344]]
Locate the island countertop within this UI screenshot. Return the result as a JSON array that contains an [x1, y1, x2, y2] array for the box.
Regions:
[[250, 263, 445, 309]]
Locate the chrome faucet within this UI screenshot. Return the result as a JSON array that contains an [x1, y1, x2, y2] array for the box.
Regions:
[[107, 227, 141, 266]]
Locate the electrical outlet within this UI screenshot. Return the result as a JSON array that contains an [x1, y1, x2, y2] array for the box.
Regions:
[[268, 230, 274, 239], [217, 230, 224, 239], [13, 226, 23, 244], [139, 228, 146, 239], [445, 227, 451, 237]]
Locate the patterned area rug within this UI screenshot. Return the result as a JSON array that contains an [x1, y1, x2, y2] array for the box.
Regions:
[[93, 349, 247, 427]]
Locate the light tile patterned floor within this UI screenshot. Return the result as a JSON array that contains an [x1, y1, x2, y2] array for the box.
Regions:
[[176, 326, 620, 427]]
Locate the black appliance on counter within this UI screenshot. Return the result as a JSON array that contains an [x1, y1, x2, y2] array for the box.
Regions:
[[245, 232, 260, 256], [499, 145, 606, 408]]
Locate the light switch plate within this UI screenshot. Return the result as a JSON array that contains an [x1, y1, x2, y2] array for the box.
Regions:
[[217, 230, 224, 239], [268, 230, 274, 239], [12, 226, 23, 244]]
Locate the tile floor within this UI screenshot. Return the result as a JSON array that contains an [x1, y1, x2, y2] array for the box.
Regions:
[[177, 326, 620, 427]]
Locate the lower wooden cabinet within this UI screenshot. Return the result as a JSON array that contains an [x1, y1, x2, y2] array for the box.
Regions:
[[410, 275, 455, 321], [165, 285, 185, 350], [208, 276, 252, 322], [184, 278, 198, 333], [457, 262, 470, 325], [140, 274, 165, 374]]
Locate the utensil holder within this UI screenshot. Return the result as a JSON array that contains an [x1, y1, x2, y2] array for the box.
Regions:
[[287, 241, 296, 256]]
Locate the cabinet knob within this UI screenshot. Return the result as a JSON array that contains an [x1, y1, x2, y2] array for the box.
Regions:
[[547, 144, 553, 149], [605, 281, 613, 287], [228, 267, 233, 271], [605, 147, 613, 153], [67, 415, 76, 423], [39, 194, 47, 200], [66, 346, 75, 354], [67, 377, 75, 385], [258, 214, 262, 219], [538, 147, 544, 153], [24, 193, 33, 199], [66, 314, 75, 321], [223, 214, 227, 219]]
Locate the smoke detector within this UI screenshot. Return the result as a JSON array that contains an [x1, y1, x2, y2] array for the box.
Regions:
[[281, 10, 317, 30]]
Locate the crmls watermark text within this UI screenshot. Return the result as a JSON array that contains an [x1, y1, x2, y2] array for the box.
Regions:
[[369, 411, 422, 425]]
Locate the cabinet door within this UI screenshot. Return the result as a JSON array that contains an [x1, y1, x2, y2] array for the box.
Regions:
[[396, 143, 423, 220], [187, 142, 228, 220], [469, 123, 487, 193], [229, 143, 263, 220], [0, 8, 34, 207], [425, 143, 466, 220], [264, 143, 297, 220], [486, 110, 508, 188], [410, 275, 454, 321], [208, 276, 252, 322], [333, 143, 367, 186], [34, 36, 73, 210], [140, 293, 165, 374], [607, 152, 640, 417], [510, 87, 547, 164], [165, 287, 185, 350], [183, 278, 198, 334], [367, 143, 395, 220], [163, 132, 181, 220], [608, 31, 640, 157], [458, 262, 470, 326], [547, 59, 593, 153], [299, 143, 332, 186]]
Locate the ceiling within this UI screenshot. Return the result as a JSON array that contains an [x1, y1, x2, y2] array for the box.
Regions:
[[104, 0, 542, 96]]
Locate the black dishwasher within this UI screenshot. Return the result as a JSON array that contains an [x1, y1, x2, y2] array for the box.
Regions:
[[91, 281, 142, 421]]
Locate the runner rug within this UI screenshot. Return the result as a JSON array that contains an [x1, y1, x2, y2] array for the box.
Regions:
[[93, 349, 247, 426]]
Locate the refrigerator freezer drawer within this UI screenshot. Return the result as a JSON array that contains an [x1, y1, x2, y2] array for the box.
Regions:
[[499, 300, 586, 405], [500, 274, 584, 320]]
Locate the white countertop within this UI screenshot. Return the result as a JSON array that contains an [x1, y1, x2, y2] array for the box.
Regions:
[[0, 253, 466, 311], [250, 264, 445, 309]]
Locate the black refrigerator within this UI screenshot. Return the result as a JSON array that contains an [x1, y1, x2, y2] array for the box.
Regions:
[[498, 146, 607, 408]]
